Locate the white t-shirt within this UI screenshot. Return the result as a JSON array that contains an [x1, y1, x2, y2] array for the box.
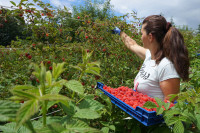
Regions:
[[134, 50, 180, 100]]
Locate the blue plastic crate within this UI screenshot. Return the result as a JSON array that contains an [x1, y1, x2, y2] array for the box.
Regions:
[[96, 82, 164, 126]]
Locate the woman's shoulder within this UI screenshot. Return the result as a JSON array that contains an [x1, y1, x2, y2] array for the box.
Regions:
[[158, 57, 174, 70], [144, 49, 151, 61]]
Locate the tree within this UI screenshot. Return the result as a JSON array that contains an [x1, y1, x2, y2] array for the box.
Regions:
[[72, 0, 114, 21], [197, 24, 200, 34], [0, 9, 26, 46], [170, 17, 175, 26]]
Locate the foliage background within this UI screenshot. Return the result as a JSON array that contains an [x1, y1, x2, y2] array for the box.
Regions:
[[0, 0, 200, 132]]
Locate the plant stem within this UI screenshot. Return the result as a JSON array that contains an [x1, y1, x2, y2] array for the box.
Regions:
[[42, 101, 47, 127], [72, 70, 85, 99]]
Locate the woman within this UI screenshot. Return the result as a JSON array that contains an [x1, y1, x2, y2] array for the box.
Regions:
[[114, 15, 190, 101]]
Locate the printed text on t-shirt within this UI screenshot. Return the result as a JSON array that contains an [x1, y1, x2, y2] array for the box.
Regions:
[[139, 64, 150, 80]]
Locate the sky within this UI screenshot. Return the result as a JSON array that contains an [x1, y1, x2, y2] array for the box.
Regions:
[[0, 0, 200, 30]]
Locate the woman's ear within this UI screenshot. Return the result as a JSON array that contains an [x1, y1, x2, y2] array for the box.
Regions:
[[148, 33, 154, 43]]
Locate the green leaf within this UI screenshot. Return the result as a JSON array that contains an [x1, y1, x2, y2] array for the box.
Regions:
[[196, 114, 200, 130], [88, 61, 101, 67], [164, 109, 181, 118], [173, 121, 184, 133], [0, 100, 20, 122], [168, 94, 178, 102], [16, 99, 39, 129], [12, 85, 38, 91], [69, 65, 83, 71], [64, 80, 84, 94], [156, 107, 164, 115], [0, 122, 30, 133], [36, 123, 65, 133], [31, 63, 46, 86], [61, 101, 76, 116], [62, 119, 101, 133], [85, 67, 101, 76], [49, 80, 66, 94], [10, 1, 16, 6], [155, 97, 163, 107], [9, 96, 24, 101], [143, 101, 157, 108], [43, 116, 63, 125], [108, 125, 115, 131], [73, 109, 101, 119], [24, 120, 37, 133], [46, 71, 52, 86], [167, 117, 180, 126], [78, 98, 104, 111], [11, 89, 38, 99], [52, 62, 66, 81], [39, 94, 71, 103], [40, 63, 46, 85], [163, 102, 170, 110], [98, 92, 112, 112], [38, 101, 58, 116], [46, 86, 62, 95], [101, 127, 109, 133]]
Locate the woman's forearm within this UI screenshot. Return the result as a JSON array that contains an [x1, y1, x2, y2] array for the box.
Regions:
[[120, 31, 146, 60]]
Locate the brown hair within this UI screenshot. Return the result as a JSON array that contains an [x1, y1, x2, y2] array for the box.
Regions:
[[142, 15, 189, 81]]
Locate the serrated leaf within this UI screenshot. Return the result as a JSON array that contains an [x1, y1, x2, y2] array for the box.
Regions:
[[64, 80, 84, 94], [44, 116, 63, 125], [9, 96, 24, 101], [101, 127, 109, 133], [196, 114, 200, 130], [181, 110, 195, 123], [167, 117, 179, 126], [178, 116, 189, 122], [61, 101, 76, 116], [52, 62, 66, 81], [173, 121, 184, 133], [164, 109, 181, 118], [0, 100, 20, 122], [85, 67, 101, 76], [36, 123, 65, 133], [73, 109, 101, 119], [155, 97, 163, 107], [11, 89, 38, 100], [100, 121, 109, 126], [38, 101, 58, 116], [109, 125, 115, 131], [48, 86, 62, 95], [78, 98, 104, 111], [0, 122, 30, 133], [12, 85, 38, 91], [16, 99, 39, 129], [143, 101, 157, 108], [168, 94, 178, 102], [63, 119, 100, 133], [24, 120, 37, 133], [163, 102, 170, 110], [45, 79, 66, 94], [98, 93, 112, 112], [39, 94, 71, 102], [46, 71, 52, 86], [156, 107, 164, 115], [69, 65, 83, 71], [88, 61, 101, 67]]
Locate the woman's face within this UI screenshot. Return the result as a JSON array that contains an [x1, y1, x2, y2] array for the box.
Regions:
[[141, 24, 150, 48]]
